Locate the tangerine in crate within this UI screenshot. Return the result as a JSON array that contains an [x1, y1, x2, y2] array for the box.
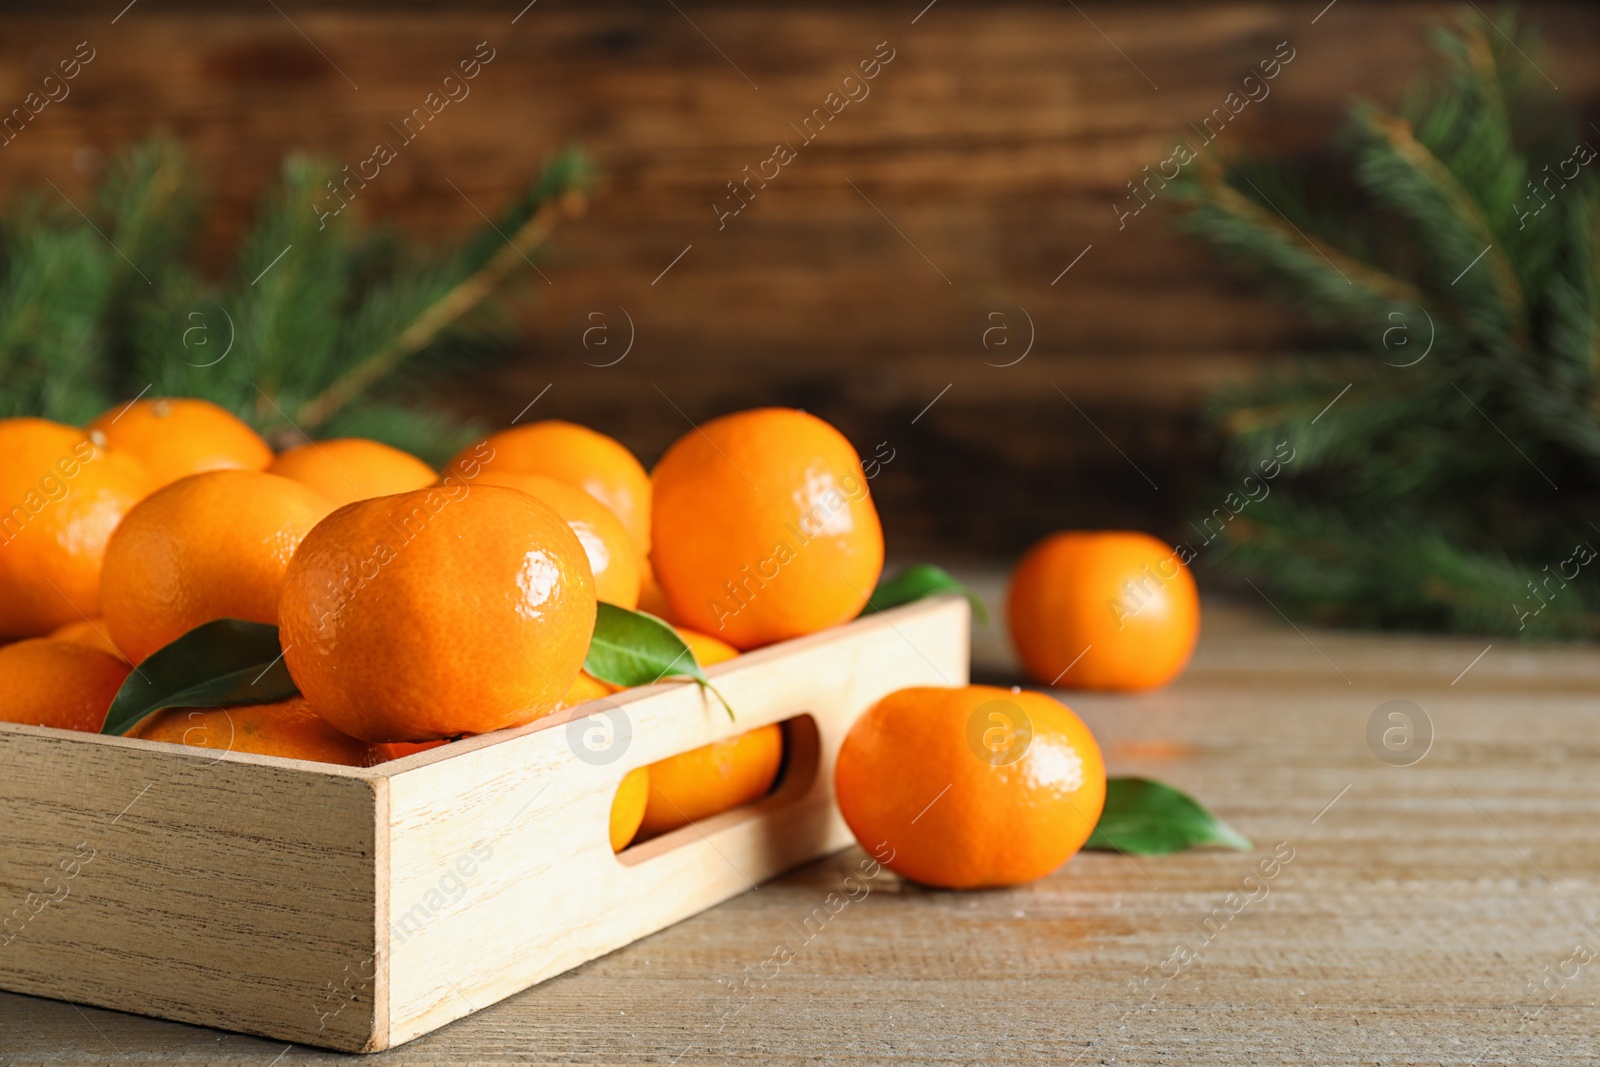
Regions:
[[468, 470, 642, 610], [86, 397, 272, 489], [650, 407, 884, 650], [0, 639, 131, 733], [99, 470, 335, 664], [448, 420, 652, 555], [278, 484, 596, 742], [267, 438, 437, 506], [0, 418, 152, 639]]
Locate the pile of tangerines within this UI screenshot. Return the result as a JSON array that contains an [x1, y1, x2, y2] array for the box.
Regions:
[[0, 399, 1199, 888]]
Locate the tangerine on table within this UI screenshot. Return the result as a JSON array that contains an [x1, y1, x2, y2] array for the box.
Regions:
[[279, 485, 596, 743], [469, 471, 641, 609], [834, 685, 1107, 889], [267, 438, 436, 507], [47, 618, 128, 661], [0, 639, 131, 734], [87, 397, 272, 489], [447, 420, 652, 555], [0, 418, 151, 639], [1008, 531, 1200, 692], [100, 471, 335, 664], [133, 696, 381, 767], [650, 408, 884, 650]]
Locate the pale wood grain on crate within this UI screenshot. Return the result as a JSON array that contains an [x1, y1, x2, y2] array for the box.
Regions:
[[0, 596, 970, 1053]]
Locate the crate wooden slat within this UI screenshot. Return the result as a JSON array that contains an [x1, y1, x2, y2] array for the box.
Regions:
[[0, 730, 383, 1050], [0, 595, 969, 1052]]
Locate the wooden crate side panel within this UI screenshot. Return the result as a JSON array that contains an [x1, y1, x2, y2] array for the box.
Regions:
[[382, 597, 969, 1047], [0, 730, 384, 1052]]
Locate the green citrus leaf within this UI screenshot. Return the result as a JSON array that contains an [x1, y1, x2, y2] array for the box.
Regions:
[[584, 602, 734, 719], [1085, 777, 1252, 855], [862, 563, 988, 623], [101, 619, 299, 737]]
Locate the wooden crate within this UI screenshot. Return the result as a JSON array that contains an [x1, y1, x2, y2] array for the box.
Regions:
[[0, 595, 968, 1052]]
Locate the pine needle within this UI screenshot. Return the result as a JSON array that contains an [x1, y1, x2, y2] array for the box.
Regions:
[[1172, 10, 1600, 638], [0, 141, 592, 456], [295, 190, 585, 430]]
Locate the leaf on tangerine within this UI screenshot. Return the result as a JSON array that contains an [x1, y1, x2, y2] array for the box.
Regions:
[[101, 619, 299, 737]]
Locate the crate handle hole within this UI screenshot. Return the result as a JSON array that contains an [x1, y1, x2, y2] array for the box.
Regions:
[[613, 713, 820, 865]]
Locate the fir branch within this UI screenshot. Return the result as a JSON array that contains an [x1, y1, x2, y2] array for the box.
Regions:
[[294, 188, 585, 432], [0, 139, 592, 464], [0, 223, 113, 422], [1352, 106, 1527, 348], [1175, 9, 1600, 638], [1177, 159, 1425, 330], [99, 138, 197, 293]]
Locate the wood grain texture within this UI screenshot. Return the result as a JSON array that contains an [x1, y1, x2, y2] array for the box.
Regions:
[[379, 595, 969, 1048], [0, 596, 969, 1053], [3, 3, 1598, 552], [0, 729, 383, 1051], [2, 572, 1597, 1064]]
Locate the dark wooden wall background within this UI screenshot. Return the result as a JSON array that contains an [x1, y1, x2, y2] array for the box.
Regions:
[[4, 1, 1598, 557]]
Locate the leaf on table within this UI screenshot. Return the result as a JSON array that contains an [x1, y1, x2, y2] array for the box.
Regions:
[[1085, 776, 1252, 855], [584, 602, 734, 719], [101, 619, 299, 737], [862, 563, 989, 623]]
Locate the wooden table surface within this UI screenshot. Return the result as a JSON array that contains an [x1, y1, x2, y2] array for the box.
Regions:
[[4, 573, 1598, 1066]]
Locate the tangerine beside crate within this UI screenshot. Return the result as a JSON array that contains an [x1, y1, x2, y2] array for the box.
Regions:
[[0, 595, 970, 1052]]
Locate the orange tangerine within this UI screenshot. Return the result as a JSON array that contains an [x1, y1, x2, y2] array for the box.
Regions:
[[100, 471, 335, 664], [87, 397, 271, 489], [562, 671, 618, 707], [267, 438, 436, 507], [637, 558, 678, 622], [611, 767, 650, 852], [650, 408, 883, 649], [0, 638, 131, 733], [278, 485, 596, 742], [1009, 531, 1200, 692], [133, 697, 381, 766], [639, 724, 782, 836], [0, 418, 152, 639], [447, 421, 652, 555], [674, 626, 738, 669], [47, 618, 128, 661], [470, 471, 641, 609], [835, 685, 1106, 888]]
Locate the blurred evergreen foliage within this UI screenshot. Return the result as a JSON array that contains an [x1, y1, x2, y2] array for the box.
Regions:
[[1174, 10, 1600, 638], [0, 140, 590, 463]]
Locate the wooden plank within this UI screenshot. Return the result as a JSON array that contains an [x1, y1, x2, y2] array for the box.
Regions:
[[4, 3, 1597, 553], [2, 3, 1596, 364], [0, 728, 383, 1051], [379, 594, 970, 1048], [0, 597, 968, 1052], [3, 581, 1597, 1063]]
